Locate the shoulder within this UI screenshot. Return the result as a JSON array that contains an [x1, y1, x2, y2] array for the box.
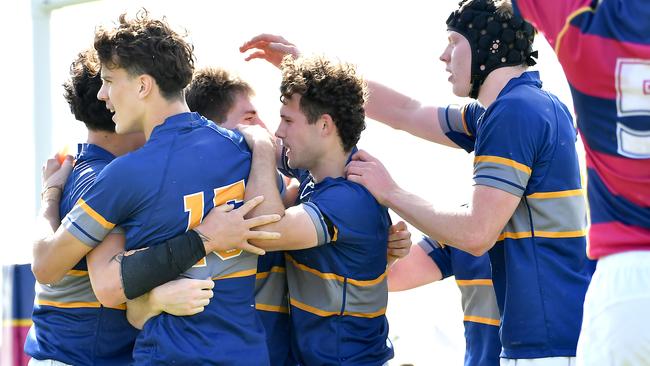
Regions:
[[202, 120, 251, 156], [311, 178, 386, 220]]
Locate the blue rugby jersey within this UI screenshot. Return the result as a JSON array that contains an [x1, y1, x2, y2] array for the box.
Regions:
[[419, 237, 501, 366], [439, 72, 592, 358], [255, 252, 296, 366], [62, 113, 268, 365], [512, 0, 650, 259], [25, 143, 138, 366], [278, 149, 394, 366]]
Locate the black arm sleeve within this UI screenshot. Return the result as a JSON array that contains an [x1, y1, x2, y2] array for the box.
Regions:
[[120, 230, 206, 300]]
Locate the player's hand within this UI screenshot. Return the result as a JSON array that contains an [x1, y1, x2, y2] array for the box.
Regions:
[[345, 149, 399, 206], [236, 124, 277, 152], [388, 221, 412, 260], [194, 196, 280, 256], [150, 278, 214, 316], [240, 34, 300, 68], [41, 154, 74, 201]]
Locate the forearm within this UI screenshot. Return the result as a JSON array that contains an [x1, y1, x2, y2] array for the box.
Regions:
[[32, 227, 91, 285], [366, 80, 423, 128], [384, 188, 494, 256], [248, 204, 318, 251], [39, 188, 63, 232], [32, 190, 64, 282], [126, 293, 161, 330], [244, 143, 285, 217], [366, 80, 457, 147], [387, 244, 443, 291], [89, 231, 206, 306]]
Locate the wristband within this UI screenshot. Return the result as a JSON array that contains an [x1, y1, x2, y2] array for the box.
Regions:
[[121, 230, 207, 299]]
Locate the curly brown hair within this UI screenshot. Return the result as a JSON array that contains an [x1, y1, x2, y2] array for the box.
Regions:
[[94, 9, 194, 101], [185, 67, 254, 123], [280, 55, 367, 152], [63, 49, 115, 132]]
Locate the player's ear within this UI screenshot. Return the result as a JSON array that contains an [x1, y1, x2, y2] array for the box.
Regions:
[[319, 114, 335, 137], [137, 74, 155, 99]]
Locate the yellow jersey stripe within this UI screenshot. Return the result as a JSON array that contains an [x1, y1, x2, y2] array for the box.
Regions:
[[255, 303, 289, 314], [290, 298, 339, 317], [464, 315, 500, 326], [535, 229, 588, 238], [290, 298, 386, 318], [461, 105, 472, 137], [37, 300, 126, 310], [474, 156, 532, 175], [213, 268, 257, 281], [344, 308, 387, 319], [286, 255, 385, 286], [77, 198, 115, 230], [498, 229, 587, 241], [256, 266, 286, 279], [456, 279, 493, 286], [555, 6, 594, 55], [66, 269, 88, 277], [527, 189, 584, 199]]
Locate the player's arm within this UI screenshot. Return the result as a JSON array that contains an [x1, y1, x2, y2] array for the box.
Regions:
[[365, 80, 458, 147], [388, 241, 443, 292], [240, 34, 456, 146], [195, 126, 321, 252], [347, 150, 520, 256], [86, 198, 277, 307], [126, 278, 214, 330], [33, 226, 95, 285], [32, 155, 93, 285]]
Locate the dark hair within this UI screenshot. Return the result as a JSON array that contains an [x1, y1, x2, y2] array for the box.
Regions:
[[185, 67, 254, 123], [94, 9, 194, 100], [63, 49, 115, 132], [280, 55, 367, 152]]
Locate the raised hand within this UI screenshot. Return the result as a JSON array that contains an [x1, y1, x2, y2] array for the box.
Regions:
[[41, 153, 74, 200], [240, 33, 300, 68]]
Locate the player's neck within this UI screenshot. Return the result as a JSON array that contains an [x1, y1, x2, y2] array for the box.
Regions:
[[142, 97, 191, 140], [477, 66, 527, 107], [87, 130, 133, 157], [309, 144, 348, 183]]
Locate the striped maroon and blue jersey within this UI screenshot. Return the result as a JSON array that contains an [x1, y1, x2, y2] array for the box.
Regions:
[[513, 0, 650, 259]]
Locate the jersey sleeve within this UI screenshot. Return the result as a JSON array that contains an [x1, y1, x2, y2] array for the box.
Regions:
[[473, 101, 544, 197], [418, 237, 454, 279], [438, 103, 484, 153], [512, 0, 594, 49], [302, 182, 389, 247], [62, 158, 142, 247]]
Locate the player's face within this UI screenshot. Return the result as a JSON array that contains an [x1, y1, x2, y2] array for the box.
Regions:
[[440, 31, 472, 97], [222, 93, 267, 130], [97, 66, 145, 135], [276, 94, 322, 170]]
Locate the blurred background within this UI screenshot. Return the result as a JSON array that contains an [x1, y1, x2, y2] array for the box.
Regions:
[[0, 0, 576, 364]]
